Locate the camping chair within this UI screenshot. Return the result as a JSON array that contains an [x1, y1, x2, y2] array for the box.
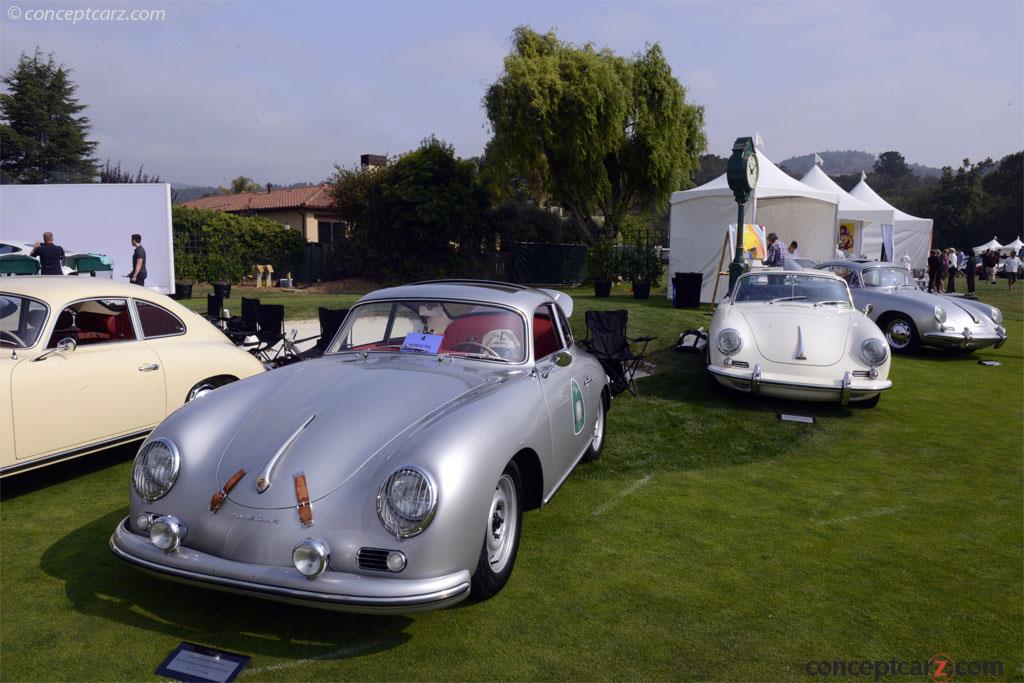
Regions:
[[226, 297, 260, 344], [244, 303, 290, 364], [581, 310, 656, 397], [204, 293, 224, 325], [295, 306, 350, 361]]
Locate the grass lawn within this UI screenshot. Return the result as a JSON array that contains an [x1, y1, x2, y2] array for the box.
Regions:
[[2, 280, 1021, 681]]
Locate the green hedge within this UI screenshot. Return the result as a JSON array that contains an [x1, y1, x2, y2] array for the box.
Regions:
[[172, 207, 307, 283]]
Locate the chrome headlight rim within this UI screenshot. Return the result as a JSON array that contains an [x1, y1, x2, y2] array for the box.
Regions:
[[292, 537, 331, 579], [131, 437, 181, 503], [990, 306, 1003, 324], [861, 338, 889, 367], [716, 328, 743, 356], [933, 305, 947, 323], [377, 466, 438, 540]]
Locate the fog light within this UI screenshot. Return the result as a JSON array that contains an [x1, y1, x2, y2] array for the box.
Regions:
[[135, 512, 155, 532], [386, 551, 407, 573], [292, 538, 330, 579], [150, 515, 186, 552], [723, 356, 733, 368]]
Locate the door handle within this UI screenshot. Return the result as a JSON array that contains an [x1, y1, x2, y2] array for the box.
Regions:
[[139, 363, 160, 372], [584, 376, 593, 385]]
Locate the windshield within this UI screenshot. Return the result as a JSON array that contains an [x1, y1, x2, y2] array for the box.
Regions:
[[733, 273, 852, 306], [861, 267, 914, 288], [328, 300, 527, 362], [0, 294, 49, 348]]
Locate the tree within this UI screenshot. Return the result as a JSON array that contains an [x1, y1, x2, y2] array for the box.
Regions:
[[100, 159, 162, 183], [218, 176, 262, 194], [0, 49, 98, 183], [484, 27, 706, 243]]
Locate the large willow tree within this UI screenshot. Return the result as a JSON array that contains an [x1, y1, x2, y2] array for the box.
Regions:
[[485, 27, 706, 243]]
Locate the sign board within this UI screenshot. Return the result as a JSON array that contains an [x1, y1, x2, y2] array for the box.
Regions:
[[728, 224, 767, 262], [155, 642, 249, 683], [0, 183, 175, 293]]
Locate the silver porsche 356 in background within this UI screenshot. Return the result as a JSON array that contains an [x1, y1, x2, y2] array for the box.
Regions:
[[110, 281, 610, 613], [817, 260, 1007, 353]]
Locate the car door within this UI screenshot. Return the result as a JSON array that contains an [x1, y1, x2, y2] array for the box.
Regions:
[[533, 304, 592, 476], [10, 297, 166, 460]]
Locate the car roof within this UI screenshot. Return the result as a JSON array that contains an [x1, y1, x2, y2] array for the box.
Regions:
[[738, 268, 845, 283], [357, 279, 558, 316], [0, 276, 166, 302], [818, 260, 897, 271]]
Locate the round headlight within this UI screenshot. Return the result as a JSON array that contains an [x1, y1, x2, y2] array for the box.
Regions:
[[132, 438, 180, 502], [861, 338, 889, 367], [990, 306, 1003, 324], [933, 305, 947, 323], [149, 515, 187, 552], [377, 467, 438, 539], [292, 538, 330, 579], [717, 328, 743, 356]]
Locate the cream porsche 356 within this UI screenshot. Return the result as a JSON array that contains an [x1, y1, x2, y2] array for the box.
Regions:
[[0, 278, 264, 476], [707, 270, 892, 407], [109, 281, 611, 613]]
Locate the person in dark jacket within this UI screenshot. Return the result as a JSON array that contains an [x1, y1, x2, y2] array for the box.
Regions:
[[964, 248, 977, 298], [30, 232, 65, 275], [927, 249, 942, 293]]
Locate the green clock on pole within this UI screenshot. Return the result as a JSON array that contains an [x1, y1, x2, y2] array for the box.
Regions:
[[725, 137, 759, 294]]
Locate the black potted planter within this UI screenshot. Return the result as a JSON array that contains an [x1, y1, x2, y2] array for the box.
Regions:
[[632, 280, 651, 300], [213, 282, 232, 300], [172, 282, 193, 300], [593, 280, 612, 298]]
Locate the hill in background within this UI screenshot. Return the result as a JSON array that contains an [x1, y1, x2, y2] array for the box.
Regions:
[[778, 150, 942, 179]]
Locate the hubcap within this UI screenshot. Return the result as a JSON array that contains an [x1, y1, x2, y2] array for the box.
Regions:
[[591, 407, 605, 452], [486, 474, 518, 574], [885, 319, 912, 349], [187, 383, 216, 401]]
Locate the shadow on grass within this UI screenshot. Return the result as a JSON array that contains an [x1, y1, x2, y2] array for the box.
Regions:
[[0, 440, 140, 501], [40, 508, 412, 660]]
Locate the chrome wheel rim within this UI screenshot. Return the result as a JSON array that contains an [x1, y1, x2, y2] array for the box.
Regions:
[[885, 319, 912, 349], [592, 406, 605, 452], [486, 474, 518, 574], [187, 383, 216, 402]]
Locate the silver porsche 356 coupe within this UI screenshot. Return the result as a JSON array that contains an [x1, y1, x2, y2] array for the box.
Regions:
[[817, 260, 1007, 353], [110, 281, 611, 613]]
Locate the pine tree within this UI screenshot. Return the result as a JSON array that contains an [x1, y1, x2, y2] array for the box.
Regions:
[[0, 49, 99, 184]]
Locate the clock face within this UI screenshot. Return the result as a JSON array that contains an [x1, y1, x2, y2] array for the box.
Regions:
[[746, 154, 759, 188]]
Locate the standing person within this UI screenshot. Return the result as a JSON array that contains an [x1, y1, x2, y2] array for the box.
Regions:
[[783, 241, 802, 270], [29, 231, 65, 275], [927, 249, 942, 293], [128, 234, 147, 286], [964, 249, 977, 298], [900, 253, 912, 271], [765, 232, 784, 267], [1004, 251, 1022, 290], [984, 250, 998, 284], [945, 247, 957, 293]]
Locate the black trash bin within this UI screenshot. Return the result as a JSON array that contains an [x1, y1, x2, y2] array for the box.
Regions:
[[171, 282, 192, 300], [672, 272, 702, 308], [213, 282, 232, 300]]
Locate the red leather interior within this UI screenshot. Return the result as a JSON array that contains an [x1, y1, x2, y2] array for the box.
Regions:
[[49, 310, 135, 346], [440, 313, 524, 352]]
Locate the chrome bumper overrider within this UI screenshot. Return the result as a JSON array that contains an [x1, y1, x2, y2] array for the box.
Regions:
[[923, 326, 1006, 350], [109, 518, 471, 614], [709, 365, 891, 404]]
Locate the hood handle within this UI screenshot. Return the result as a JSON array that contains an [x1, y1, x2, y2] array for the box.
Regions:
[[255, 414, 316, 494]]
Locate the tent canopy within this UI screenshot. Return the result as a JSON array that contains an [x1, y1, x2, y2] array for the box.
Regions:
[[801, 164, 893, 260], [669, 149, 839, 304], [849, 174, 932, 271], [1002, 237, 1023, 253], [973, 237, 1003, 254]]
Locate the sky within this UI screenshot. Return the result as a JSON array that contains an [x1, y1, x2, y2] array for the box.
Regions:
[[1, 0, 1022, 186]]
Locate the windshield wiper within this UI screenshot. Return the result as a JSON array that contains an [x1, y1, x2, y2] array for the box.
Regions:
[[769, 296, 807, 304], [815, 300, 849, 307]]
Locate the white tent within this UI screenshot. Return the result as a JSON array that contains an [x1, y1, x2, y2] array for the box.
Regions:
[[669, 149, 839, 303], [849, 174, 932, 272], [800, 164, 894, 260], [973, 237, 1003, 254], [1001, 237, 1023, 254]]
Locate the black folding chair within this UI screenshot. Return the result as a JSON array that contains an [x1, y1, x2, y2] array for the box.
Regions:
[[226, 297, 260, 344], [295, 307, 350, 360], [204, 293, 223, 324], [581, 310, 656, 397], [245, 303, 289, 364]]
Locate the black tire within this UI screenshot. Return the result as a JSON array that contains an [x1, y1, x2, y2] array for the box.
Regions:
[[470, 461, 523, 601], [185, 376, 232, 403], [881, 314, 920, 354], [582, 393, 607, 462], [852, 393, 881, 408]]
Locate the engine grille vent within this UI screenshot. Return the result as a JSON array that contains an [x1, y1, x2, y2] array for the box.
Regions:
[[731, 360, 750, 368], [357, 547, 391, 571], [852, 370, 871, 378]]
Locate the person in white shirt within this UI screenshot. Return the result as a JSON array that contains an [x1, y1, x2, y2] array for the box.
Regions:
[[1003, 252, 1022, 290], [900, 253, 912, 271], [945, 247, 958, 293], [783, 241, 802, 270]]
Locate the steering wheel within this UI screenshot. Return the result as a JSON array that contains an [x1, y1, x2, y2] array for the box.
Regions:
[[450, 340, 502, 359], [0, 329, 25, 347]]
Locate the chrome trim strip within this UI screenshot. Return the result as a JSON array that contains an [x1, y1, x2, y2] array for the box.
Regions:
[[1, 428, 150, 477], [255, 414, 316, 493], [751, 364, 762, 397], [794, 326, 806, 360], [840, 371, 852, 406]]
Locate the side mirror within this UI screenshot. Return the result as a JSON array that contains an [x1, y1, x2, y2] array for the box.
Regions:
[[553, 350, 573, 367], [862, 303, 873, 316], [33, 337, 76, 362]]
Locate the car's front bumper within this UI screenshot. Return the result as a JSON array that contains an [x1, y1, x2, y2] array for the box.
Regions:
[[709, 364, 891, 405], [922, 325, 1007, 350], [109, 517, 471, 614]]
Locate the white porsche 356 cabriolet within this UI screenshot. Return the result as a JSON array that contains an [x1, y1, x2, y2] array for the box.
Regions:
[[707, 270, 892, 407]]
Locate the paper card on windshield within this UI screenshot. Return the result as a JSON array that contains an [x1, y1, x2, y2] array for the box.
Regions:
[[401, 333, 443, 354]]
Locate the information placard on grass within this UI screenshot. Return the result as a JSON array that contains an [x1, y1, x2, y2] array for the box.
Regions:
[[155, 642, 249, 683]]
